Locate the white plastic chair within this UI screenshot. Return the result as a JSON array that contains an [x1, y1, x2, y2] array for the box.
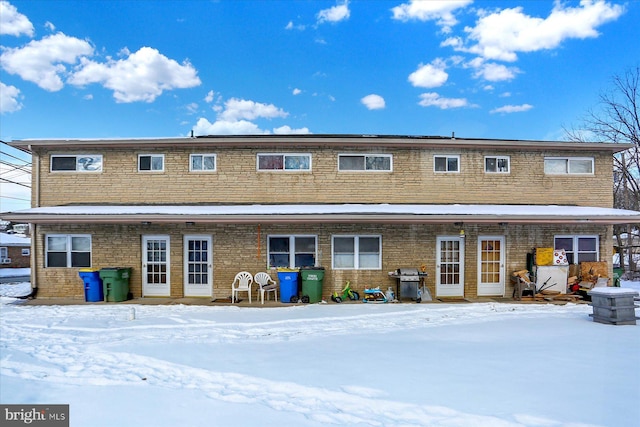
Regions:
[[255, 272, 278, 304], [231, 271, 253, 304]]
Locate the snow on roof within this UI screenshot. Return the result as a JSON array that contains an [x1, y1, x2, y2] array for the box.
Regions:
[[0, 233, 30, 246], [3, 204, 640, 225]]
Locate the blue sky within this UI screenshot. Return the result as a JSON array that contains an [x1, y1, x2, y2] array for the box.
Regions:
[[1, 0, 638, 212]]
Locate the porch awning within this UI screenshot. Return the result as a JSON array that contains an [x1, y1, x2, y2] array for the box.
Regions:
[[2, 204, 640, 225]]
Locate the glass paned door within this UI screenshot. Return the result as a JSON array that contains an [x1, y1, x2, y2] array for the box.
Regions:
[[436, 236, 464, 297], [184, 235, 212, 297], [142, 235, 170, 297], [477, 236, 505, 296]]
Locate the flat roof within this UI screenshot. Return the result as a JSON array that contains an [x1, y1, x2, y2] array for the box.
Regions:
[[2, 204, 639, 225], [6, 134, 633, 153]]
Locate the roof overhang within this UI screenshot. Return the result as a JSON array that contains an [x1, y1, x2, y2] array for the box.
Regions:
[[6, 135, 634, 153], [2, 204, 639, 225]]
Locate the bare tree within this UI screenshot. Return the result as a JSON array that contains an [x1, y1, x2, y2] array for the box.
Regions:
[[565, 66, 640, 273]]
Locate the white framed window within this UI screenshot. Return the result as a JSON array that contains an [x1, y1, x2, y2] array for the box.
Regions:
[[554, 235, 599, 264], [338, 154, 392, 171], [484, 156, 510, 173], [332, 235, 382, 270], [190, 154, 217, 172], [267, 235, 317, 268], [544, 157, 594, 175], [0, 247, 7, 259], [46, 234, 92, 268], [21, 248, 30, 256], [51, 155, 102, 172], [138, 154, 164, 172], [434, 155, 460, 173], [257, 153, 311, 171]]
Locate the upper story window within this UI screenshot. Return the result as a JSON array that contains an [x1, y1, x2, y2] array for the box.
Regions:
[[138, 154, 164, 172], [190, 154, 217, 172], [51, 155, 102, 172], [544, 157, 594, 175], [485, 156, 510, 173], [434, 155, 460, 173], [257, 153, 311, 171], [554, 235, 599, 264], [46, 234, 91, 268], [338, 154, 392, 172]]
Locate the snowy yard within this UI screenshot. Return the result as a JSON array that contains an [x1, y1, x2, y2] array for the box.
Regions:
[[1, 280, 639, 427]]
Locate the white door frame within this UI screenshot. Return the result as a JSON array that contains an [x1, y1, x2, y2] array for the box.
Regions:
[[436, 236, 465, 297], [477, 235, 506, 296], [142, 235, 171, 297], [183, 235, 213, 297]]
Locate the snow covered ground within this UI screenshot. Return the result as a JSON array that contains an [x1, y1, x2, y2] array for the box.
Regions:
[[1, 280, 639, 427]]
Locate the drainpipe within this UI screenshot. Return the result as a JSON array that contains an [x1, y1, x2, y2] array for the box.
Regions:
[[30, 146, 39, 297]]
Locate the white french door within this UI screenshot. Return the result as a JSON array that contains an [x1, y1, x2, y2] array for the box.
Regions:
[[436, 236, 465, 297], [183, 235, 213, 297], [142, 235, 171, 297], [477, 236, 505, 296]]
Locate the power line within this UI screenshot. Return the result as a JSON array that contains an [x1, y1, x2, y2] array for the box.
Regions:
[[0, 177, 30, 188]]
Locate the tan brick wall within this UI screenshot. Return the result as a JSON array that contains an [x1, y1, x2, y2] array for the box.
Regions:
[[31, 223, 612, 300], [34, 146, 614, 208]]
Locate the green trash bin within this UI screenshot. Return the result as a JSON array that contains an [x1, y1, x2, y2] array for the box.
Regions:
[[613, 267, 624, 287], [100, 267, 132, 302], [300, 267, 325, 303]]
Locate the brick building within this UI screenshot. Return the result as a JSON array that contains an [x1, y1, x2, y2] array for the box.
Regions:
[[3, 135, 640, 300]]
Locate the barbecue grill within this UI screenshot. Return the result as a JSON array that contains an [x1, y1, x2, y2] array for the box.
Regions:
[[388, 268, 428, 301]]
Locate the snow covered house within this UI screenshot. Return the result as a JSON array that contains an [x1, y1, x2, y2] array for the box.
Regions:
[[0, 232, 31, 269], [3, 135, 640, 300]]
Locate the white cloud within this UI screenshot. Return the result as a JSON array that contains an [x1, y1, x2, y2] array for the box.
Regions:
[[471, 61, 520, 82], [219, 98, 288, 122], [192, 118, 310, 136], [273, 125, 311, 135], [0, 33, 93, 91], [361, 94, 385, 110], [204, 90, 215, 103], [391, 0, 472, 32], [0, 81, 22, 113], [418, 92, 469, 109], [490, 104, 533, 114], [285, 21, 305, 31], [185, 102, 198, 114], [44, 21, 55, 32], [192, 118, 268, 135], [192, 97, 309, 136], [464, 1, 625, 61], [408, 58, 448, 88], [0, 1, 34, 37], [68, 46, 201, 103], [292, 88, 302, 95], [317, 1, 350, 24]]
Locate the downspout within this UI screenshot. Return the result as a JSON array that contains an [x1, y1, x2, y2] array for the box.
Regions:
[[30, 146, 39, 297]]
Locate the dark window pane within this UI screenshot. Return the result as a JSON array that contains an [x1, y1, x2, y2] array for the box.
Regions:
[[259, 155, 283, 170], [578, 238, 597, 251], [269, 237, 289, 252], [139, 156, 151, 170], [295, 254, 315, 267], [447, 157, 458, 172], [554, 238, 573, 251], [334, 237, 354, 252], [434, 157, 447, 171], [359, 237, 380, 253], [269, 254, 289, 267], [51, 156, 76, 171], [47, 252, 67, 267], [71, 252, 91, 267], [295, 237, 315, 252], [339, 156, 364, 170]]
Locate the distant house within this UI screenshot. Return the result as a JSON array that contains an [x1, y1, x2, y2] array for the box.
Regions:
[[3, 134, 640, 300], [0, 232, 31, 269]]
